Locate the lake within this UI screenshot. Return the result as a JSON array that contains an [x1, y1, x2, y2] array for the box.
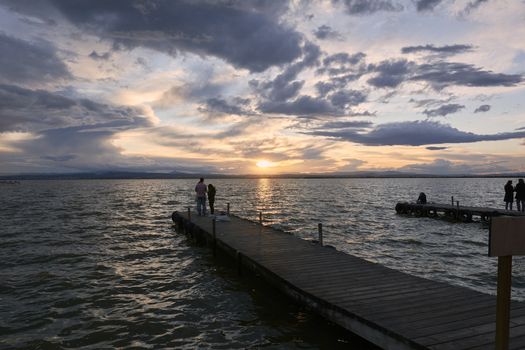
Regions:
[[1, 178, 523, 349]]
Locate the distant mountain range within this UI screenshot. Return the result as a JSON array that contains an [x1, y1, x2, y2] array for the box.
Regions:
[[1, 170, 525, 180]]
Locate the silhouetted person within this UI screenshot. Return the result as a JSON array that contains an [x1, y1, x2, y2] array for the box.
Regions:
[[195, 178, 207, 216], [417, 192, 427, 204], [504, 180, 514, 210], [516, 179, 525, 212], [208, 184, 216, 214]]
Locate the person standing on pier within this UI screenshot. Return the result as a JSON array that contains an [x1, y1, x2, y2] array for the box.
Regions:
[[515, 179, 525, 212], [504, 180, 514, 210], [208, 184, 216, 215], [195, 178, 207, 216]]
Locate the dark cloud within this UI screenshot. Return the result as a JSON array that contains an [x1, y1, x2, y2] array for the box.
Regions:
[[411, 61, 523, 88], [154, 80, 227, 108], [365, 58, 522, 90], [318, 121, 373, 129], [259, 95, 338, 116], [335, 0, 403, 15], [250, 41, 321, 102], [423, 103, 465, 117], [463, 0, 489, 15], [315, 74, 364, 96], [198, 97, 252, 117], [307, 120, 525, 146], [401, 44, 473, 55], [367, 59, 414, 88], [323, 52, 366, 66], [329, 90, 367, 108], [0, 84, 152, 132], [347, 110, 376, 117], [426, 146, 448, 150], [399, 158, 512, 175], [315, 52, 367, 97], [0, 32, 71, 86], [474, 104, 491, 113], [319, 52, 366, 76], [415, 0, 443, 11], [313, 25, 341, 40], [409, 97, 453, 108], [4, 0, 304, 73], [89, 50, 111, 60]]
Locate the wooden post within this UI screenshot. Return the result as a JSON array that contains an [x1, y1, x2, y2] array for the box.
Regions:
[[236, 252, 242, 276], [451, 196, 454, 206], [212, 218, 216, 257], [496, 255, 512, 350], [318, 223, 323, 246], [187, 207, 191, 221], [489, 218, 525, 349], [227, 203, 230, 215], [456, 201, 460, 219], [259, 211, 263, 225]]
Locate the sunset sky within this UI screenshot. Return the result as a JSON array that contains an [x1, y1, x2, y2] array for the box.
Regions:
[[1, 0, 524, 175]]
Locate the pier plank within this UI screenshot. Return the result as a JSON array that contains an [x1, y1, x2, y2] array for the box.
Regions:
[[173, 211, 525, 349]]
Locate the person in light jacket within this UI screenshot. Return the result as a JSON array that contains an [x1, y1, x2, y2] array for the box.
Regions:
[[195, 178, 207, 216]]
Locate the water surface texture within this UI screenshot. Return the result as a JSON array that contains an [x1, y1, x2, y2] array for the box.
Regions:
[[1, 178, 523, 349]]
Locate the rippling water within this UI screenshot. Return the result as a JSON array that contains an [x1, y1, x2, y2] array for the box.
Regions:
[[1, 178, 523, 349]]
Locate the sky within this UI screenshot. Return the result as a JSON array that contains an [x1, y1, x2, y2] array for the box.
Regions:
[[0, 0, 524, 176]]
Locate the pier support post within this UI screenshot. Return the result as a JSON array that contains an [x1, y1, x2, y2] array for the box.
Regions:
[[227, 203, 230, 215], [451, 196, 454, 206], [496, 255, 512, 350], [187, 207, 191, 222], [236, 251, 242, 276], [212, 218, 217, 257], [318, 223, 323, 246], [259, 212, 263, 225]]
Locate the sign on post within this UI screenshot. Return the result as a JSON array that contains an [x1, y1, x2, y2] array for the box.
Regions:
[[489, 217, 525, 257], [489, 216, 525, 350]]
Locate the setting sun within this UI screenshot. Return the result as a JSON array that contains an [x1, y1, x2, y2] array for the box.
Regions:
[[256, 160, 273, 168]]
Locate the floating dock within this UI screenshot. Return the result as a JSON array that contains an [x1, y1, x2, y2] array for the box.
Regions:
[[172, 210, 525, 350], [395, 202, 525, 222]]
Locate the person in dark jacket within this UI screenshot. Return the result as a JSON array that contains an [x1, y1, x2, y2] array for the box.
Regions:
[[208, 184, 216, 214], [515, 179, 525, 212], [504, 180, 514, 210], [417, 192, 427, 204]]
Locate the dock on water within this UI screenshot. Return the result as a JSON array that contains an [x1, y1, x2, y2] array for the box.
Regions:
[[395, 202, 525, 222], [172, 210, 525, 350]]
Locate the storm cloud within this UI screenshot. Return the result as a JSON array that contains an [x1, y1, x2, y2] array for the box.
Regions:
[[313, 25, 340, 40], [474, 104, 491, 113], [3, 0, 304, 73], [307, 120, 525, 146], [0, 84, 153, 132], [401, 44, 473, 55], [0, 33, 71, 86], [367, 59, 414, 88], [199, 97, 253, 117], [259, 95, 338, 117], [423, 103, 465, 117], [415, 0, 443, 12], [335, 0, 403, 14], [412, 61, 523, 88]]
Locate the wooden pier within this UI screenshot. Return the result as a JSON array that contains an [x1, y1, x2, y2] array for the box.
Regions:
[[172, 210, 525, 350], [396, 202, 525, 222]]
